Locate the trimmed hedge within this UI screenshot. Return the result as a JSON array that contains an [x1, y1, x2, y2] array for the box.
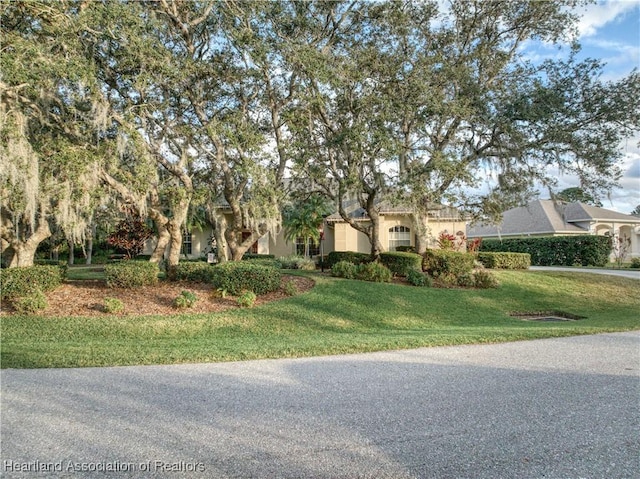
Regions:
[[395, 245, 417, 253], [477, 252, 531, 270], [325, 251, 371, 269], [423, 250, 475, 276], [0, 265, 66, 300], [172, 262, 215, 282], [104, 261, 159, 288], [242, 253, 275, 260], [330, 260, 392, 283], [210, 262, 281, 295], [245, 258, 284, 269], [480, 235, 611, 266], [379, 251, 423, 276]]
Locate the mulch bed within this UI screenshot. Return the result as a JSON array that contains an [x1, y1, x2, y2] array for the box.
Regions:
[[1, 275, 315, 317]]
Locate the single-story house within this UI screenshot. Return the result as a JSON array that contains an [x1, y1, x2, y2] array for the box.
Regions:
[[466, 199, 640, 259], [145, 201, 465, 260], [322, 202, 465, 254]]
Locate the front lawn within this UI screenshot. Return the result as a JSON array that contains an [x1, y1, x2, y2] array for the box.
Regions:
[[1, 270, 638, 368]]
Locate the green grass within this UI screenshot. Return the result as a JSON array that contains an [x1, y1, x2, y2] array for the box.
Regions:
[[66, 265, 106, 281], [2, 271, 638, 369]]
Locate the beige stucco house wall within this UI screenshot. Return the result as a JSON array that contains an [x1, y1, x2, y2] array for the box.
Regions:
[[325, 206, 466, 254]]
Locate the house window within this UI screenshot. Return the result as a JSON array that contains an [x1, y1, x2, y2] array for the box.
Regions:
[[241, 232, 258, 254], [296, 237, 320, 257], [182, 230, 193, 255], [389, 226, 411, 251]]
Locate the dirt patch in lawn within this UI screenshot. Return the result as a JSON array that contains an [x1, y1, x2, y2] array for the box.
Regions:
[[1, 275, 315, 317]]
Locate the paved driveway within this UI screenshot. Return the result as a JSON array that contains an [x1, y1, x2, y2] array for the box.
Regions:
[[2, 332, 639, 478], [530, 266, 640, 279]]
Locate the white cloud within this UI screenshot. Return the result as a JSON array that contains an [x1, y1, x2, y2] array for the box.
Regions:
[[576, 0, 639, 38]]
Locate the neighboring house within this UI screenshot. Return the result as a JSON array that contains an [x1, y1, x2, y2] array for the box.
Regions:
[[466, 199, 640, 259], [145, 201, 465, 260]]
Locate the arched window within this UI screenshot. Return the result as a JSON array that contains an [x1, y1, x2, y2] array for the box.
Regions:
[[389, 226, 411, 251]]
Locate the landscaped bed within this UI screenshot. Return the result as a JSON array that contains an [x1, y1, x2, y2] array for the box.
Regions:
[[0, 274, 315, 317]]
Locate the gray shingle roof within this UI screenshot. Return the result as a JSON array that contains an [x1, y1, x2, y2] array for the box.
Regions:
[[467, 200, 640, 238]]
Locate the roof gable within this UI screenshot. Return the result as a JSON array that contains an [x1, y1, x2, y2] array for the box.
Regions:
[[467, 199, 640, 238]]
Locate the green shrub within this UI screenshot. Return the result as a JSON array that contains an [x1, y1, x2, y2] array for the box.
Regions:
[[379, 251, 423, 276], [630, 257, 640, 269], [477, 252, 531, 270], [12, 289, 47, 314], [406, 269, 431, 287], [331, 261, 358, 279], [0, 265, 65, 300], [173, 290, 198, 309], [211, 287, 228, 299], [456, 272, 476, 288], [103, 297, 124, 314], [325, 251, 371, 269], [434, 272, 459, 288], [395, 245, 417, 253], [355, 262, 392, 283], [279, 255, 303, 269], [242, 258, 283, 269], [284, 280, 298, 296], [171, 262, 215, 282], [480, 235, 610, 266], [423, 250, 475, 277], [242, 253, 275, 260], [210, 262, 281, 295], [473, 270, 499, 289], [34, 259, 66, 266], [104, 261, 158, 288], [296, 258, 316, 270], [236, 290, 257, 308]]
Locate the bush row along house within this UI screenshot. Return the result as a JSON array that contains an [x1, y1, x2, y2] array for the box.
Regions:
[[145, 199, 640, 261]]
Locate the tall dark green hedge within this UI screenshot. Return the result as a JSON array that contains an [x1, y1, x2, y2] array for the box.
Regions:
[[210, 262, 281, 295], [477, 252, 531, 269], [325, 251, 371, 269], [105, 261, 159, 288], [479, 235, 611, 266], [379, 251, 423, 276], [423, 250, 475, 276]]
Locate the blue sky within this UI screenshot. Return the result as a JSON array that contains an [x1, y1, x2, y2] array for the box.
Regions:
[[529, 0, 639, 213]]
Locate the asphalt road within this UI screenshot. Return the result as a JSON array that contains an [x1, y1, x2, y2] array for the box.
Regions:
[[2, 332, 639, 479]]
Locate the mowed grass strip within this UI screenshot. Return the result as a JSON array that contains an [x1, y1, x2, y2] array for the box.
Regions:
[[2, 271, 638, 368]]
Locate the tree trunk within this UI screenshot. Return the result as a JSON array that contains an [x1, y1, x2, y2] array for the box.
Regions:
[[166, 221, 183, 276], [1, 238, 14, 267], [165, 201, 190, 277], [85, 223, 95, 265], [411, 211, 432, 255], [67, 239, 75, 266], [367, 210, 385, 259], [150, 227, 170, 263], [2, 207, 51, 268], [209, 211, 228, 264]]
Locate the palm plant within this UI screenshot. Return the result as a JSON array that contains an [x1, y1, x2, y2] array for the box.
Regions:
[[283, 195, 332, 258]]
